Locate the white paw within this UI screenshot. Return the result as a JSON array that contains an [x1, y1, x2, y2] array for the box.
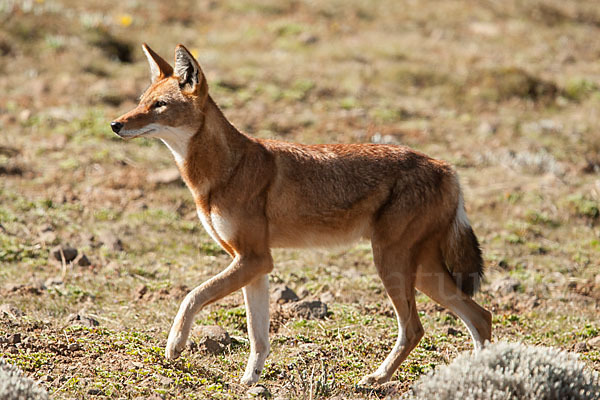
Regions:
[[240, 367, 261, 386], [358, 372, 388, 386], [165, 333, 185, 360]]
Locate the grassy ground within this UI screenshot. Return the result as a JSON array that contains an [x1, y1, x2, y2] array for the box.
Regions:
[[1, 0, 599, 398]]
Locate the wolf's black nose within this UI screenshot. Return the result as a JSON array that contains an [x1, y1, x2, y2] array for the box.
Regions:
[[110, 121, 123, 133]]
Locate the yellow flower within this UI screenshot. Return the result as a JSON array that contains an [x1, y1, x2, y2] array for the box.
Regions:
[[118, 14, 133, 27]]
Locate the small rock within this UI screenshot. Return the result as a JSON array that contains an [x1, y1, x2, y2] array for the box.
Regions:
[[271, 284, 299, 304], [7, 333, 21, 344], [521, 295, 540, 309], [588, 336, 600, 349], [52, 245, 78, 263], [67, 343, 82, 352], [574, 342, 588, 353], [320, 291, 335, 304], [299, 32, 319, 45], [38, 230, 58, 245], [446, 327, 462, 336], [477, 121, 497, 137], [490, 277, 521, 295], [197, 337, 224, 355], [76, 254, 91, 267], [289, 299, 328, 320], [297, 287, 310, 299], [45, 277, 64, 288], [0, 303, 24, 319], [157, 375, 173, 386], [135, 284, 148, 300], [99, 232, 123, 252], [4, 283, 24, 292], [87, 388, 103, 395], [19, 109, 32, 122], [246, 385, 270, 398], [67, 312, 99, 328], [194, 325, 231, 346]]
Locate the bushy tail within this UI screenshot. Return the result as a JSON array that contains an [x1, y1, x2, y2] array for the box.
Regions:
[[441, 192, 484, 296]]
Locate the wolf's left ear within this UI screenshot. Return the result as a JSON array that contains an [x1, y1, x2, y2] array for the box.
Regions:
[[174, 45, 205, 93], [142, 43, 173, 83]]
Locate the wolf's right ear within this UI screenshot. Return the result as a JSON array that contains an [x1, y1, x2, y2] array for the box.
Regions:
[[142, 43, 173, 83]]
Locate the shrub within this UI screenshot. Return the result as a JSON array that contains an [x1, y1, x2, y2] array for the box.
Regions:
[[405, 342, 600, 400], [0, 358, 49, 400]]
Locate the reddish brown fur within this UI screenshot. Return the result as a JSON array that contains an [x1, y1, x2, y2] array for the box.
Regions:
[[112, 44, 492, 386]]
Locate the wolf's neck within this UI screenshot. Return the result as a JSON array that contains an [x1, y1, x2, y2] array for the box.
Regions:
[[177, 96, 253, 198]]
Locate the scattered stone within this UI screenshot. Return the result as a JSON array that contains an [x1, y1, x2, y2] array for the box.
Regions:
[[588, 336, 600, 349], [574, 342, 588, 353], [0, 303, 24, 319], [76, 254, 91, 267], [6, 284, 42, 296], [297, 287, 310, 299], [197, 337, 224, 355], [135, 284, 148, 300], [99, 232, 123, 252], [468, 67, 559, 102], [21, 336, 33, 348], [7, 333, 22, 344], [271, 284, 299, 304], [67, 312, 99, 328], [477, 121, 497, 137], [4, 283, 24, 292], [446, 327, 462, 336], [299, 343, 319, 351], [490, 277, 521, 296], [320, 291, 335, 304], [246, 385, 270, 398], [157, 375, 173, 386], [44, 277, 64, 288], [299, 32, 319, 45], [192, 325, 231, 355], [146, 394, 165, 400], [51, 245, 78, 263], [18, 109, 32, 122], [289, 299, 328, 320], [521, 295, 540, 310], [130, 361, 144, 369], [194, 325, 231, 346], [38, 226, 58, 245], [67, 343, 82, 352]]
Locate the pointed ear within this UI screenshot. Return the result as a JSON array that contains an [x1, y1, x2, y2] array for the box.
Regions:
[[174, 44, 204, 93], [142, 43, 173, 83]]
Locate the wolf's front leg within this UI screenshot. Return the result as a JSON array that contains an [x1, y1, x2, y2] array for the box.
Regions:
[[165, 254, 273, 360], [240, 274, 270, 385]]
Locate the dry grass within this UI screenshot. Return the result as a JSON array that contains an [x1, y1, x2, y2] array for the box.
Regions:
[[1, 0, 599, 398]]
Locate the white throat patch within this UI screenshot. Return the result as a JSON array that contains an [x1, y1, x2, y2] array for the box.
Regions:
[[145, 125, 194, 165]]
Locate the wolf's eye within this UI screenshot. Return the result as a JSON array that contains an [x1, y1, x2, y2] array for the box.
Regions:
[[153, 100, 167, 109]]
